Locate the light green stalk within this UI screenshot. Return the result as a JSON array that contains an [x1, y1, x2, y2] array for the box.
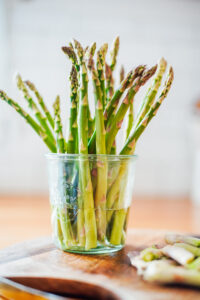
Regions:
[[105, 63, 114, 102], [121, 66, 174, 155], [120, 65, 125, 83], [110, 36, 120, 71], [133, 57, 167, 130], [162, 245, 195, 265], [109, 67, 174, 244], [110, 140, 116, 154], [53, 96, 66, 153], [165, 234, 200, 247], [53, 96, 75, 248], [126, 101, 134, 139], [106, 65, 156, 154], [88, 54, 107, 241], [62, 46, 80, 72], [87, 42, 96, 140], [25, 80, 54, 129], [67, 66, 78, 154], [0, 90, 56, 152], [97, 43, 108, 109], [109, 168, 128, 245], [105, 36, 119, 103], [88, 69, 136, 154], [175, 243, 200, 257], [143, 260, 200, 287], [140, 246, 163, 262], [187, 257, 200, 271], [16, 74, 55, 145], [74, 39, 97, 250]]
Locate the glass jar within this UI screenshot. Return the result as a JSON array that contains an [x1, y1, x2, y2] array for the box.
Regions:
[[46, 154, 137, 254]]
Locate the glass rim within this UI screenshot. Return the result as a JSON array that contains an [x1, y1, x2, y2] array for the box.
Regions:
[[45, 153, 138, 161]]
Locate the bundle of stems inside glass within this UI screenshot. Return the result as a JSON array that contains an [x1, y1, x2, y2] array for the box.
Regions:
[[0, 37, 174, 250]]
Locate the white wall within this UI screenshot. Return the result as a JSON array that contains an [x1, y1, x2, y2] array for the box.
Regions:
[[0, 0, 199, 195]]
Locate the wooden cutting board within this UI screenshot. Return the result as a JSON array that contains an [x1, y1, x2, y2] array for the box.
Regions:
[[0, 229, 199, 300]]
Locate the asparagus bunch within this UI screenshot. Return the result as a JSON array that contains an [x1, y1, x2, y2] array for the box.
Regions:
[[129, 234, 200, 287], [0, 37, 174, 251]]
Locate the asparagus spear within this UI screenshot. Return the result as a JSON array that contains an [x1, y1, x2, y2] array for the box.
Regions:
[[53, 96, 66, 153], [187, 257, 200, 271], [88, 67, 144, 154], [108, 67, 173, 244], [162, 245, 195, 265], [88, 53, 107, 241], [105, 36, 119, 103], [74, 39, 97, 249], [106, 66, 158, 212], [0, 90, 56, 152], [126, 100, 134, 139], [165, 234, 200, 247], [133, 57, 167, 130], [25, 80, 54, 129], [97, 43, 108, 110], [110, 36, 120, 71], [121, 66, 174, 155], [120, 65, 125, 83], [106, 65, 156, 154], [67, 66, 78, 154], [143, 260, 200, 287], [175, 243, 200, 257], [62, 46, 80, 72], [110, 65, 125, 153], [105, 63, 114, 101], [140, 246, 163, 262], [16, 74, 55, 144]]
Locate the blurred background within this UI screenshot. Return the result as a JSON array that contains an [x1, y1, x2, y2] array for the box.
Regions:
[[0, 0, 200, 200]]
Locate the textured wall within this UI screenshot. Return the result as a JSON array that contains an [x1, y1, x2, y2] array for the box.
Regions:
[[0, 0, 199, 195]]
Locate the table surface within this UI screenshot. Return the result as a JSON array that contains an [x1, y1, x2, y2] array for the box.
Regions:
[[1, 195, 200, 249]]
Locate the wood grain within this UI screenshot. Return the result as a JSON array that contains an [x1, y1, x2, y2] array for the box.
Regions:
[[0, 230, 199, 300]]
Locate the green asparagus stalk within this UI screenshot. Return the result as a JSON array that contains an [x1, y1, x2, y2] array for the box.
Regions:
[[87, 42, 96, 140], [110, 141, 117, 154], [62, 46, 80, 72], [175, 243, 200, 257], [140, 246, 163, 262], [108, 67, 173, 244], [25, 80, 54, 129], [104, 69, 135, 122], [126, 100, 134, 139], [110, 36, 120, 71], [120, 65, 125, 83], [88, 66, 144, 154], [162, 245, 195, 265], [105, 36, 119, 103], [67, 66, 78, 154], [106, 65, 157, 154], [53, 96, 75, 247], [16, 74, 55, 144], [0, 90, 56, 152], [133, 57, 167, 130], [53, 96, 66, 153], [105, 63, 114, 101], [88, 53, 107, 241], [143, 260, 200, 287], [74, 39, 97, 249], [110, 65, 124, 153], [121, 66, 174, 155], [187, 257, 200, 271], [165, 234, 200, 247], [97, 43, 108, 110]]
